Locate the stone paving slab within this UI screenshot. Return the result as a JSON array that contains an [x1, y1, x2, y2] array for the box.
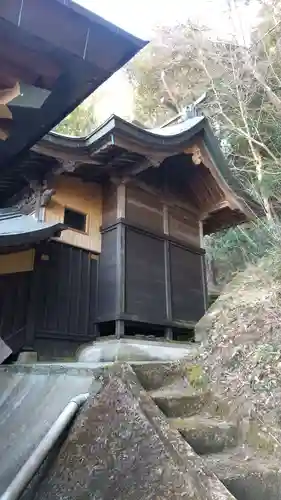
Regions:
[[32, 363, 236, 500]]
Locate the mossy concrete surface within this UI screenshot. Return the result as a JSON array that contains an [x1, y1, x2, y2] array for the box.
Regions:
[[131, 360, 190, 391], [169, 416, 238, 455], [151, 389, 212, 418], [204, 447, 281, 500], [29, 363, 236, 500]]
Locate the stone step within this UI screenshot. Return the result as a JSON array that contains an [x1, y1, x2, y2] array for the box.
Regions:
[[169, 416, 238, 455], [132, 361, 189, 391], [150, 388, 211, 417], [204, 446, 281, 500]]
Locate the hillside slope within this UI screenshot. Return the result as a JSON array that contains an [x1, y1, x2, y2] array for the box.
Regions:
[[196, 252, 281, 431]]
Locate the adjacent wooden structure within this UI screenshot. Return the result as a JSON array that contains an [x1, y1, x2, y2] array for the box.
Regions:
[[0, 0, 145, 173], [0, 114, 260, 359]]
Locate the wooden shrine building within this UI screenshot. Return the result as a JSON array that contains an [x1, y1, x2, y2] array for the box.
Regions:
[[0, 1, 260, 361], [0, 113, 260, 360], [0, 0, 145, 361]]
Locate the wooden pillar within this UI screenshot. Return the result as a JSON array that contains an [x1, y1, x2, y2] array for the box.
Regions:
[[163, 204, 173, 340], [25, 251, 42, 349], [115, 183, 126, 338], [165, 327, 173, 341], [199, 221, 207, 312], [116, 183, 126, 220], [115, 320, 125, 339]]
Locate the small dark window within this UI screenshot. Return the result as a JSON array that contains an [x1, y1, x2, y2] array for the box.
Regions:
[[64, 208, 87, 232]]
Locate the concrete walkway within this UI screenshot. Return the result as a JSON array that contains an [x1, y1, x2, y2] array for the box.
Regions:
[[0, 364, 100, 495]]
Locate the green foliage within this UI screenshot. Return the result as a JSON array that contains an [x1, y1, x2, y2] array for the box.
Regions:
[[126, 23, 218, 126], [54, 101, 97, 137], [187, 364, 209, 390], [205, 218, 281, 284]]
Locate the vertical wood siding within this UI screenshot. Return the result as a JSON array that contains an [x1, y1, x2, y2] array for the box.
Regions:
[[170, 243, 205, 323], [97, 228, 118, 320], [32, 241, 98, 342], [0, 272, 31, 352], [125, 228, 166, 323]]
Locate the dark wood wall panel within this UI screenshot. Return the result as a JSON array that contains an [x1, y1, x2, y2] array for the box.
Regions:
[[0, 272, 30, 352], [97, 228, 117, 320], [126, 185, 163, 233], [102, 182, 117, 227], [125, 228, 166, 322], [33, 241, 98, 339], [170, 243, 205, 323], [168, 206, 200, 247]]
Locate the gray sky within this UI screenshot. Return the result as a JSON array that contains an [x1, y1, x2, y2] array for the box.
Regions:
[[76, 0, 260, 43], [73, 0, 260, 123]]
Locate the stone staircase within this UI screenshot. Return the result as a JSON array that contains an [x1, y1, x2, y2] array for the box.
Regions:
[[133, 361, 281, 500], [4, 338, 281, 500]]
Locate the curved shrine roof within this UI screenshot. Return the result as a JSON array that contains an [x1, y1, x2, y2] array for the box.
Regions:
[[37, 114, 260, 221], [0, 208, 65, 249], [0, 114, 261, 234]]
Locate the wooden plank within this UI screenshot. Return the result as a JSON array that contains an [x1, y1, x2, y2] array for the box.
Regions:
[[88, 253, 98, 335], [170, 243, 205, 323], [116, 222, 126, 318], [116, 184, 126, 219], [31, 241, 98, 342], [126, 185, 163, 233], [102, 182, 117, 228], [45, 176, 102, 252], [125, 228, 166, 323], [168, 205, 200, 247], [0, 271, 31, 352], [79, 251, 92, 335], [128, 179, 199, 217], [25, 254, 41, 348], [115, 320, 125, 339], [97, 228, 118, 320], [164, 240, 172, 322], [57, 242, 71, 334], [69, 245, 82, 335], [163, 204, 169, 235], [0, 249, 34, 275]]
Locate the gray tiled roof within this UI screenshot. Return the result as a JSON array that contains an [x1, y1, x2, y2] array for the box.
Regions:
[[0, 208, 65, 248]]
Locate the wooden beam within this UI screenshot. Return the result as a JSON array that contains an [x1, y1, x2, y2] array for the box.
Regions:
[[114, 136, 169, 163], [198, 138, 249, 215], [126, 178, 199, 217], [165, 327, 173, 340], [163, 204, 169, 235], [183, 144, 203, 165], [0, 67, 94, 172], [116, 184, 126, 219], [0, 28, 61, 88], [200, 200, 231, 220], [115, 320, 125, 339]]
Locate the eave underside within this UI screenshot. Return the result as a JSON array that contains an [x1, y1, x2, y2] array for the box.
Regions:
[[0, 3, 145, 171]]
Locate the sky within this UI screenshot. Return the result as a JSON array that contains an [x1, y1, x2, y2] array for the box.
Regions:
[[76, 0, 260, 43], [73, 0, 260, 123]]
